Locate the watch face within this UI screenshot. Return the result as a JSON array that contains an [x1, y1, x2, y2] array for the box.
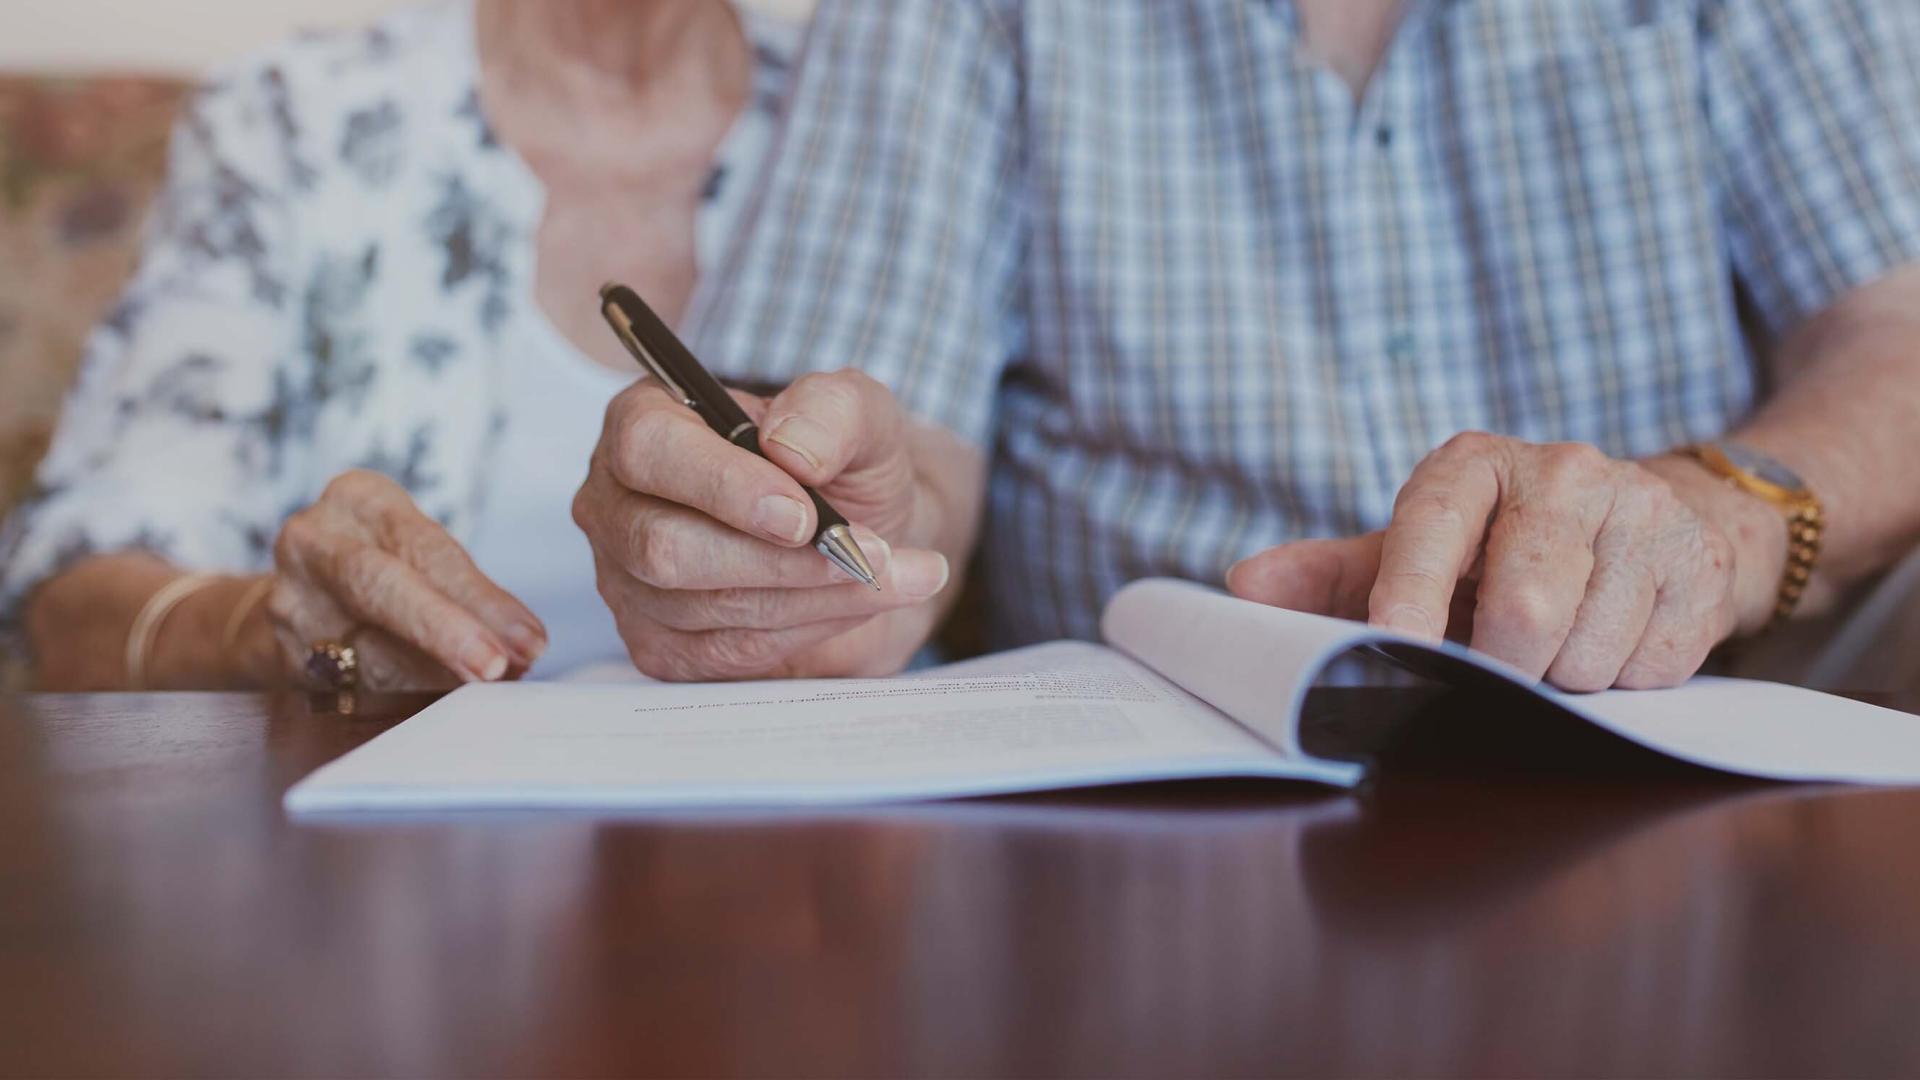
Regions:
[[1719, 442, 1806, 492]]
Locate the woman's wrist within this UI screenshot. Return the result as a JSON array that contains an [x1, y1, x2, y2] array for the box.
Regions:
[[146, 575, 283, 689], [221, 575, 286, 687]]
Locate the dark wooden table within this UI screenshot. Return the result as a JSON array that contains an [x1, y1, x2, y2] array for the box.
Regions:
[[4, 688, 1919, 1078]]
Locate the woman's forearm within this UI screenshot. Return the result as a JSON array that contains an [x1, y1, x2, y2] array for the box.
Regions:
[[24, 555, 277, 691]]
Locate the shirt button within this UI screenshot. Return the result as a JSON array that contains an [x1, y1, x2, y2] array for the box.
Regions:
[[1375, 124, 1394, 149]]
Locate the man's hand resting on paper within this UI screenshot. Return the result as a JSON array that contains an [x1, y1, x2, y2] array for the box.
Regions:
[[574, 369, 986, 681], [1226, 433, 1790, 692]]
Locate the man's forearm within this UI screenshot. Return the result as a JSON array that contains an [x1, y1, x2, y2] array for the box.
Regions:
[[1726, 263, 1920, 612]]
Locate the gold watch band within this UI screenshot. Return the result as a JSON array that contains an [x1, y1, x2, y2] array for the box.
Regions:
[[1775, 500, 1825, 625], [1679, 443, 1824, 628]]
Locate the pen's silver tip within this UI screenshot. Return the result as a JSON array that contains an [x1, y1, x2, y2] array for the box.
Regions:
[[817, 525, 881, 590]]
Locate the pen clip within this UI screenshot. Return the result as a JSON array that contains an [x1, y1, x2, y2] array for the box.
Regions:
[[603, 300, 696, 408]]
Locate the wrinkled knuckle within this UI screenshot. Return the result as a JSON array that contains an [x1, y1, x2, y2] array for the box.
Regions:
[[698, 587, 773, 629], [338, 546, 395, 599], [608, 408, 676, 491], [1393, 488, 1469, 535], [387, 519, 444, 567], [625, 515, 695, 588], [1380, 562, 1452, 595], [628, 522, 683, 587], [698, 630, 781, 679]]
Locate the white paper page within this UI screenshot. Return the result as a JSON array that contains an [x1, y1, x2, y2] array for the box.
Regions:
[[285, 640, 1356, 814], [1556, 678, 1920, 784], [1101, 580, 1428, 755], [1104, 579, 1920, 785]]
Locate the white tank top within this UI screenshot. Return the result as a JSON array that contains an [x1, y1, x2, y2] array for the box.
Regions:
[[461, 5, 795, 679], [465, 311, 635, 679]]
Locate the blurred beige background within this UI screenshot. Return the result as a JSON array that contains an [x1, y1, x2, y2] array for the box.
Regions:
[[0, 0, 817, 74]]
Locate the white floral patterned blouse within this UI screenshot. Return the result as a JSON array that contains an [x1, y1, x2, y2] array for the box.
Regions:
[[0, 0, 798, 654]]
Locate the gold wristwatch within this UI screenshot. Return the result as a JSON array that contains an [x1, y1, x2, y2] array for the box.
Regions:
[[1679, 441, 1824, 628]]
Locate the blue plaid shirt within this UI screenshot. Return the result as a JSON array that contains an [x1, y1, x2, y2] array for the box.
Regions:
[[692, 0, 1920, 650]]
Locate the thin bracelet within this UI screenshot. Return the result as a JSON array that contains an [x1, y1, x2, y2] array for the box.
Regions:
[[222, 576, 276, 655], [125, 573, 221, 691]]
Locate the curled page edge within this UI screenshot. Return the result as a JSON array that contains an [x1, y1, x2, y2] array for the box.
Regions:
[[1100, 579, 1920, 786]]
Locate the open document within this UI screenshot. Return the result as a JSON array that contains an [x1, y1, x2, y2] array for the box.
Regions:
[[285, 580, 1920, 814]]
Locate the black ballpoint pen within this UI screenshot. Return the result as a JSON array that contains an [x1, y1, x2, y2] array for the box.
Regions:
[[597, 282, 881, 590]]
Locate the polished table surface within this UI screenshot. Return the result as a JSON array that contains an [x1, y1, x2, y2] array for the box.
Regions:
[[4, 687, 1920, 1078]]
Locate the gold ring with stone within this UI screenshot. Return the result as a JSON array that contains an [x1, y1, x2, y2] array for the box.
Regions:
[[304, 628, 366, 691]]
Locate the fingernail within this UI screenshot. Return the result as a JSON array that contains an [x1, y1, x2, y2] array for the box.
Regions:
[[466, 644, 509, 683], [891, 550, 951, 600], [752, 494, 811, 544], [1224, 559, 1251, 592], [765, 416, 829, 472], [1379, 605, 1438, 640], [851, 527, 892, 576]]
